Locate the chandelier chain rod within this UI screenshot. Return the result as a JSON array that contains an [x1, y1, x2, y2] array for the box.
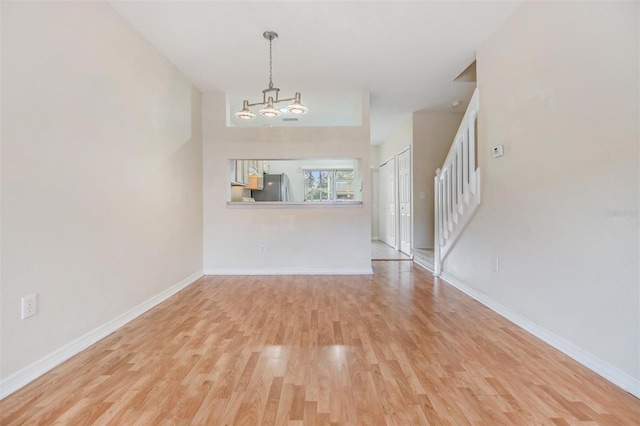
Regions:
[[268, 37, 273, 89]]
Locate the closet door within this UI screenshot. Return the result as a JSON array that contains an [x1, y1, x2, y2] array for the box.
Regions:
[[378, 162, 387, 245], [398, 149, 411, 255], [379, 159, 396, 248]]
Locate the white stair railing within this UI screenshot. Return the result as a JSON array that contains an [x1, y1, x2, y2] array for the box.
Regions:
[[434, 89, 480, 276]]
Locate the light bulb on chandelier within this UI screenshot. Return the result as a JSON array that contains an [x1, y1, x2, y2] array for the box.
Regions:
[[287, 92, 308, 114], [259, 97, 280, 118], [236, 100, 256, 120], [235, 31, 308, 120]]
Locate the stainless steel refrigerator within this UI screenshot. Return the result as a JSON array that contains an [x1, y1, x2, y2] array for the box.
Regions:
[[252, 173, 292, 201]]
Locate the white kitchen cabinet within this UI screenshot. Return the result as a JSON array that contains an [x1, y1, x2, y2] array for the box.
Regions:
[[230, 160, 249, 186], [246, 160, 263, 190], [230, 159, 265, 189]]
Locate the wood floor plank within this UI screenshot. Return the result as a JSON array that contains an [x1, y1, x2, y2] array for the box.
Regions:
[[1, 263, 639, 425]]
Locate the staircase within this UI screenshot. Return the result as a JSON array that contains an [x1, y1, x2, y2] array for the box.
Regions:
[[433, 89, 480, 276]]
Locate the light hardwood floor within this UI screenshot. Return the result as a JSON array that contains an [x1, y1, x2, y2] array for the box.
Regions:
[[1, 262, 638, 425]]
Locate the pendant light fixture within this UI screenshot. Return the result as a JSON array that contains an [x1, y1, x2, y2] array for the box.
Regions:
[[235, 31, 308, 120]]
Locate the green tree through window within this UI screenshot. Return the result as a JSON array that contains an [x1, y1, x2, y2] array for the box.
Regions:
[[304, 169, 354, 201]]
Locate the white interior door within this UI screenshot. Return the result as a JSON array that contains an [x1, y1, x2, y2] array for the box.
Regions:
[[378, 159, 397, 249], [378, 161, 388, 245], [398, 149, 411, 255], [378, 164, 387, 243], [371, 169, 379, 240], [387, 159, 396, 248]]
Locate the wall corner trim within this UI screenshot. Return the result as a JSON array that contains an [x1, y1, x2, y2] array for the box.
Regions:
[[438, 271, 640, 399], [0, 270, 204, 400]]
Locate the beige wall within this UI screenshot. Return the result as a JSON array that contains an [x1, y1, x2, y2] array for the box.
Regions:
[[412, 111, 463, 249], [378, 116, 412, 167], [443, 1, 639, 386], [1, 2, 203, 382], [202, 92, 371, 274]]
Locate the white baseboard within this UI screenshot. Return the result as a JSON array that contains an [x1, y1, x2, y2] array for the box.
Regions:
[[204, 268, 373, 276], [439, 271, 640, 399], [0, 270, 204, 400]]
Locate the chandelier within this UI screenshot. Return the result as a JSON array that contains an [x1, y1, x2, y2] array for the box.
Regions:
[[235, 31, 308, 120]]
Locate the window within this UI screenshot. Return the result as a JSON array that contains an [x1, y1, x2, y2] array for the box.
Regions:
[[304, 169, 354, 201]]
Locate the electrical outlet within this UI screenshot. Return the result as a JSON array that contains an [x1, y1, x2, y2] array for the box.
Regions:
[[21, 294, 37, 319], [259, 245, 266, 254], [491, 145, 504, 158], [491, 257, 500, 273]]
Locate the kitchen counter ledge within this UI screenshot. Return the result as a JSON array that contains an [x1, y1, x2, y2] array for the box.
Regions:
[[226, 201, 363, 209]]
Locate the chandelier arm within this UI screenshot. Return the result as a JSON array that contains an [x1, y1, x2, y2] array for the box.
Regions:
[[262, 87, 280, 103], [273, 96, 296, 103], [246, 96, 297, 108]]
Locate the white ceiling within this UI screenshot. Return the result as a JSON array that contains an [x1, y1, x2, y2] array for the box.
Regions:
[[108, 1, 522, 144]]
